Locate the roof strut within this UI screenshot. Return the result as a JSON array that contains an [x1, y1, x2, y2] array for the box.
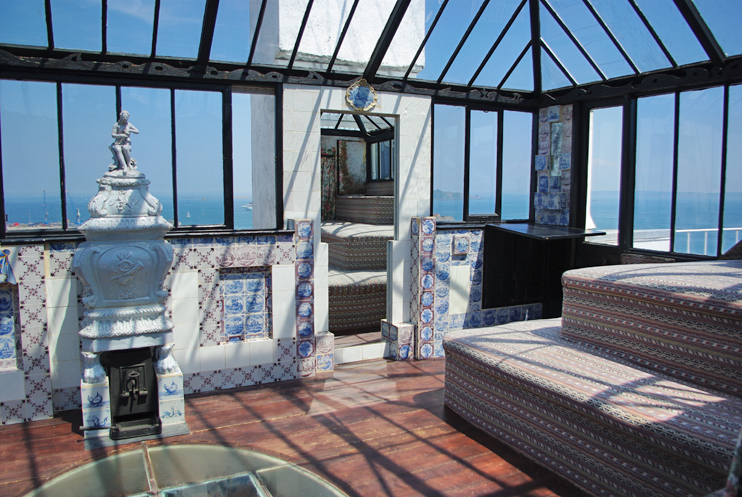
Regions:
[[541, 0, 606, 81], [288, 0, 315, 70], [529, 0, 542, 94], [326, 0, 360, 74], [246, 0, 267, 67], [44, 0, 54, 50], [628, 0, 677, 68], [352, 114, 368, 137], [498, 40, 532, 90], [437, 0, 491, 84], [102, 0, 108, 53], [363, 0, 412, 82], [541, 40, 577, 87], [672, 0, 725, 66], [151, 0, 161, 57], [582, 0, 639, 74], [197, 0, 220, 66], [468, 0, 527, 88], [404, 0, 449, 81]]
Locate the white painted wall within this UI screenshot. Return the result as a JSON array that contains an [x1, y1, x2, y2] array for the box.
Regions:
[[251, 93, 277, 229]]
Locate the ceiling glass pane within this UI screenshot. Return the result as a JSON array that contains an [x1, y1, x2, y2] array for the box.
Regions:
[[414, 0, 486, 82], [334, 1, 397, 74], [693, 0, 742, 57], [0, 0, 47, 47], [442, 0, 524, 86], [540, 3, 601, 85], [51, 0, 101, 52], [501, 46, 533, 91], [472, 6, 531, 89], [545, 0, 631, 79], [633, 0, 707, 66], [541, 47, 573, 90], [293, 0, 356, 72], [589, 0, 669, 73], [252, 0, 310, 67], [155, 0, 206, 59], [210, 0, 252, 62], [379, 0, 441, 78], [107, 0, 156, 55]]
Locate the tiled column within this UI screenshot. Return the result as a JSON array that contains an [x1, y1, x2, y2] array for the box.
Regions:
[[295, 220, 316, 377], [80, 377, 110, 433], [157, 369, 186, 428], [411, 217, 436, 360]]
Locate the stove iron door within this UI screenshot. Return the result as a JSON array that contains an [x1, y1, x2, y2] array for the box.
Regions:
[[108, 347, 162, 440]]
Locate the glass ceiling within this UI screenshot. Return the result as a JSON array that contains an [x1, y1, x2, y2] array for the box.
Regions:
[[0, 0, 739, 94]]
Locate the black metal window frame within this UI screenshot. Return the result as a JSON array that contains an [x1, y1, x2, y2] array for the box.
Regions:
[[0, 73, 283, 240], [577, 82, 738, 258], [431, 101, 535, 224]]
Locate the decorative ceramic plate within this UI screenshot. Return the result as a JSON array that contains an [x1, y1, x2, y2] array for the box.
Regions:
[[346, 78, 377, 111]]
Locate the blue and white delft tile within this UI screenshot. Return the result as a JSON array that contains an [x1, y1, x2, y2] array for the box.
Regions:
[[496, 308, 510, 325], [465, 311, 483, 329], [421, 217, 436, 236], [483, 309, 497, 327], [435, 283, 449, 299], [469, 286, 482, 304], [435, 263, 450, 282], [160, 397, 186, 426], [297, 337, 315, 359], [416, 342, 434, 360], [315, 332, 334, 355], [434, 342, 445, 358], [450, 313, 465, 330], [80, 381, 109, 410], [471, 269, 483, 286], [298, 357, 316, 378], [434, 298, 449, 316], [316, 353, 334, 372], [381, 320, 390, 341], [410, 218, 419, 236], [397, 323, 414, 346], [509, 306, 522, 322], [421, 237, 434, 254], [157, 372, 184, 399], [435, 314, 450, 333], [82, 406, 111, 429], [535, 155, 548, 171], [452, 235, 470, 256]]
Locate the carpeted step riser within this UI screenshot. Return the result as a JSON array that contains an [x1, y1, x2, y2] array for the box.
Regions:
[[335, 196, 394, 225]]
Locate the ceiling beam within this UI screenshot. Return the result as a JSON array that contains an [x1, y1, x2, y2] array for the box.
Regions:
[[404, 0, 448, 81], [363, 0, 412, 81], [672, 0, 725, 66], [246, 0, 267, 67], [582, 0, 639, 74], [197, 0, 220, 66], [288, 0, 315, 70], [437, 0, 491, 84], [102, 0, 108, 53], [541, 40, 577, 87], [468, 0, 527, 88], [352, 114, 368, 136], [151, 0, 161, 57], [541, 0, 605, 81], [628, 0, 676, 68], [529, 0, 542, 94], [326, 0, 360, 74], [44, 0, 54, 50]]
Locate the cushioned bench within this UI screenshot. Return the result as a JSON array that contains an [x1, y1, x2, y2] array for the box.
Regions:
[[443, 260, 742, 497], [335, 195, 393, 225], [328, 269, 386, 332], [321, 221, 393, 271]]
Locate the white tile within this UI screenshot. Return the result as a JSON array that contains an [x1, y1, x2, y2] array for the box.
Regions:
[[50, 360, 82, 389], [316, 242, 328, 267], [392, 241, 411, 262], [0, 370, 26, 401], [171, 270, 198, 300], [272, 312, 295, 339], [250, 339, 273, 365], [272, 265, 295, 293], [173, 348, 200, 374], [314, 306, 329, 334], [50, 332, 80, 363], [402, 302, 411, 323], [390, 301, 404, 323], [337, 346, 362, 364], [46, 278, 76, 308], [449, 264, 472, 315], [314, 265, 328, 290], [225, 341, 251, 369], [272, 290, 295, 316], [47, 305, 79, 336], [172, 298, 199, 325], [362, 343, 384, 361], [200, 344, 225, 372], [173, 322, 200, 351]]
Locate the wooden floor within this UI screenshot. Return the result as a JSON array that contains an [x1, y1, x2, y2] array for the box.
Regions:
[[0, 358, 590, 497]]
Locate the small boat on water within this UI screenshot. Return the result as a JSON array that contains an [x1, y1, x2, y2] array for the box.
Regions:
[[243, 202, 253, 211]]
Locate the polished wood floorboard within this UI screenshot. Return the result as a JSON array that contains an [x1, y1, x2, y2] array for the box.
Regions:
[[0, 358, 590, 497]]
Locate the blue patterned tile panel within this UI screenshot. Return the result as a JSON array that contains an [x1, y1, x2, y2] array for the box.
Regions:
[[219, 267, 272, 342]]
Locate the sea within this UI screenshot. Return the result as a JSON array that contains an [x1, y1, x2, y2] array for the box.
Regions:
[[5, 192, 741, 256]]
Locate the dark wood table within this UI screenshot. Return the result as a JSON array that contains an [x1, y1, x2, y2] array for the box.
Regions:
[[483, 223, 605, 318]]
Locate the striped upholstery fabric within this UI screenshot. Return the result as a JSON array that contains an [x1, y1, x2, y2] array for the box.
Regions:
[[335, 195, 394, 225], [561, 260, 742, 397], [321, 221, 393, 271], [443, 319, 742, 497], [365, 180, 394, 196], [328, 269, 386, 331]]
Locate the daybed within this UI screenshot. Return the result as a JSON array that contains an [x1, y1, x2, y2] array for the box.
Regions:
[[443, 260, 742, 497]]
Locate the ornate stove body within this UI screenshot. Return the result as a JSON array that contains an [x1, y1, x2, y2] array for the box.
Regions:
[[74, 111, 185, 444]]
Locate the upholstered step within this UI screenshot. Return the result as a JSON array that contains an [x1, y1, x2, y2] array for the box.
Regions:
[[328, 268, 386, 333], [321, 221, 393, 271], [443, 319, 742, 497], [335, 195, 393, 225], [561, 260, 742, 397], [365, 180, 394, 196]]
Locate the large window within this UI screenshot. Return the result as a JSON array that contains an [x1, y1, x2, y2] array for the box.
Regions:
[[433, 104, 533, 222], [588, 84, 741, 257], [0, 80, 276, 235]]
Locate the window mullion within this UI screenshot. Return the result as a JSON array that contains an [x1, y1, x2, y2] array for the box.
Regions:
[[669, 92, 680, 252], [496, 110, 504, 218], [463, 107, 471, 221], [57, 82, 68, 231], [170, 89, 179, 228], [717, 85, 730, 257]]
